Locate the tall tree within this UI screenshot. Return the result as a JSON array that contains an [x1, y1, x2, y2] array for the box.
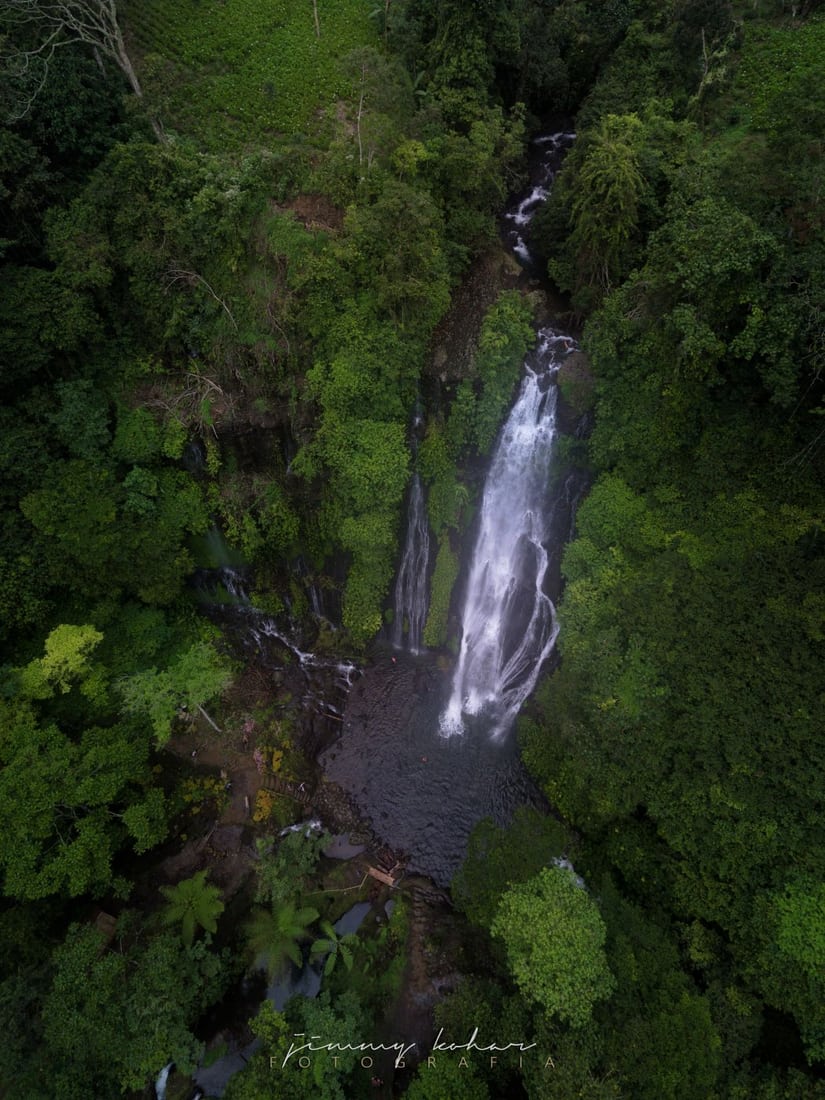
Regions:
[[562, 113, 646, 303], [492, 867, 615, 1028], [0, 624, 169, 900], [36, 923, 226, 1097], [117, 640, 232, 745], [310, 920, 358, 977]]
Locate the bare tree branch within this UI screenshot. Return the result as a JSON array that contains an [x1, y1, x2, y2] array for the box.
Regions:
[[2, 0, 165, 139], [166, 266, 239, 332]]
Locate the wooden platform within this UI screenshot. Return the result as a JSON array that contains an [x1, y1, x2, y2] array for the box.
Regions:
[[367, 865, 402, 888]]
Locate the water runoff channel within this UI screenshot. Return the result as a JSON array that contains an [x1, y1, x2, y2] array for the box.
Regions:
[[323, 130, 582, 886]]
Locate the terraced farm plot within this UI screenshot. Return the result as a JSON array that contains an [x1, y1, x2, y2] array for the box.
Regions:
[[126, 0, 378, 149], [736, 12, 825, 135]]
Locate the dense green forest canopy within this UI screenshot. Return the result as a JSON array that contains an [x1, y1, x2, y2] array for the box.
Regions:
[[0, 0, 823, 1096]]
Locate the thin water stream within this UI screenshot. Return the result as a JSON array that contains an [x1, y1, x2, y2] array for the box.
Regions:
[[391, 472, 431, 654]]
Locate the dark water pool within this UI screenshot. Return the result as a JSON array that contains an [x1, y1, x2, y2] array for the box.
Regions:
[[320, 655, 546, 887]]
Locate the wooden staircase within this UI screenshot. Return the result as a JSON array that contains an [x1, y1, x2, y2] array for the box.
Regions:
[[260, 773, 313, 806]]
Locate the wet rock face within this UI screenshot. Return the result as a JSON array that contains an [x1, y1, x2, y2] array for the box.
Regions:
[[556, 349, 595, 434], [313, 779, 376, 845], [426, 248, 519, 385]]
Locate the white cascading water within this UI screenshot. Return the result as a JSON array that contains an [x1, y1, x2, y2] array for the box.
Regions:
[[503, 131, 576, 265], [392, 472, 431, 653], [440, 130, 577, 739], [440, 330, 574, 738]]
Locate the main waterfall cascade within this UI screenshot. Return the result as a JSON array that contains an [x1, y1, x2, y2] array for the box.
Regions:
[[391, 471, 431, 654], [441, 329, 574, 738], [441, 130, 577, 738]]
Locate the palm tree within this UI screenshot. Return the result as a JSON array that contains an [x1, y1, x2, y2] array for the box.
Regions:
[[246, 901, 319, 978], [159, 869, 224, 947], [310, 920, 358, 977]]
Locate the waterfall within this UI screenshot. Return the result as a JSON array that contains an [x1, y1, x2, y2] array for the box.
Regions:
[[441, 330, 574, 738], [392, 472, 431, 653], [155, 1063, 173, 1100], [246, 615, 358, 719], [440, 129, 577, 739]]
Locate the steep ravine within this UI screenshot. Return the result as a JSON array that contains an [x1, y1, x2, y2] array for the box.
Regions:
[[321, 131, 588, 887]]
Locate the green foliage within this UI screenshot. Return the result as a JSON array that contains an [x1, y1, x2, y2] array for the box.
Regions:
[[453, 807, 569, 929], [15, 623, 103, 700], [558, 113, 647, 304], [0, 625, 170, 899], [341, 180, 451, 331], [118, 640, 232, 745], [216, 475, 300, 562], [422, 538, 459, 648], [492, 867, 615, 1028], [755, 881, 825, 1062], [473, 290, 535, 453], [221, 1001, 290, 1100], [557, 351, 596, 414], [0, 716, 120, 897], [296, 416, 410, 643], [539, 103, 699, 310], [131, 0, 380, 150], [0, 265, 99, 382], [595, 877, 722, 1099], [327, 895, 409, 1016], [523, 7, 825, 1080], [35, 923, 226, 1098], [160, 870, 225, 947], [310, 920, 357, 977], [305, 309, 410, 423], [111, 406, 164, 464], [425, 104, 527, 263], [737, 17, 825, 137], [286, 991, 370, 1097], [288, 181, 454, 643], [21, 459, 210, 605], [774, 883, 825, 977], [245, 901, 319, 978], [445, 381, 477, 458], [49, 380, 110, 459], [254, 829, 331, 906], [419, 422, 469, 535], [405, 1055, 491, 1100]]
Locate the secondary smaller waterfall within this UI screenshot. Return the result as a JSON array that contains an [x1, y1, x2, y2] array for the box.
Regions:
[[441, 329, 575, 739], [391, 472, 431, 653]]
